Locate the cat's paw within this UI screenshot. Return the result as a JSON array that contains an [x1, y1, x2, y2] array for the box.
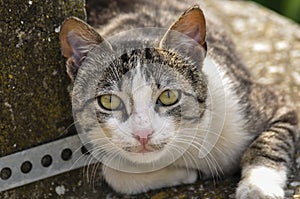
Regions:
[[236, 166, 286, 199]]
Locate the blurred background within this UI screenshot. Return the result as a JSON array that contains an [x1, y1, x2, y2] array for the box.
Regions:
[[248, 0, 300, 24]]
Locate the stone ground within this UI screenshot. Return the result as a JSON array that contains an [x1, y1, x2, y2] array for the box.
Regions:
[[1, 0, 299, 198]]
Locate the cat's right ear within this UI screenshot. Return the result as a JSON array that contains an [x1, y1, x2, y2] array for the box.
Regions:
[[60, 17, 112, 80], [159, 5, 207, 66]]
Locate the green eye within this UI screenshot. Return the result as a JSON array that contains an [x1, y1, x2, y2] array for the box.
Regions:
[[158, 90, 180, 106], [98, 94, 122, 111]]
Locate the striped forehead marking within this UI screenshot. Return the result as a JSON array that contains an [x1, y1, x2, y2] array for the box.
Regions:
[[131, 59, 153, 112]]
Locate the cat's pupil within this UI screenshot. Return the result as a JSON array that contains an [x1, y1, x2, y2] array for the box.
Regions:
[[167, 91, 170, 98]]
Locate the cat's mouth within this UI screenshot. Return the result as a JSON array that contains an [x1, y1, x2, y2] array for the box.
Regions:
[[122, 143, 166, 153]]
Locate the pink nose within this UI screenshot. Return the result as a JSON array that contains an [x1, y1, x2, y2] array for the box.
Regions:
[[133, 130, 153, 145]]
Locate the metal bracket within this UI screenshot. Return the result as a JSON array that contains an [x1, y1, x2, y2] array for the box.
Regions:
[[0, 135, 97, 192]]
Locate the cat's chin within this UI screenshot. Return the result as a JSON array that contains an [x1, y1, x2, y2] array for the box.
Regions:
[[123, 143, 164, 153], [136, 148, 154, 153], [124, 150, 164, 164]]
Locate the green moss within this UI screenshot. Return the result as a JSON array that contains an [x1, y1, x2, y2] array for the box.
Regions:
[[0, 0, 86, 198], [0, 0, 85, 156]]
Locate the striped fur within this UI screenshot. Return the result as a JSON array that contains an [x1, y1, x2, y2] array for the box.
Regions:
[[60, 1, 298, 198]]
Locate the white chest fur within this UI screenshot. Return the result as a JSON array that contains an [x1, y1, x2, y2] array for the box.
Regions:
[[173, 57, 254, 176]]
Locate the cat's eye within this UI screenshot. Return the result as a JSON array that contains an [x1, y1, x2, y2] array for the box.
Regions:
[[98, 94, 123, 111], [157, 90, 180, 106]]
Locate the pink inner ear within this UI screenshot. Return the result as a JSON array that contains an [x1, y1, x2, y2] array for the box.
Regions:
[[66, 31, 93, 66], [185, 24, 202, 44]]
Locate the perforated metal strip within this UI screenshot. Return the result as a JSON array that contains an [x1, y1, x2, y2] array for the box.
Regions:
[[0, 135, 97, 192]]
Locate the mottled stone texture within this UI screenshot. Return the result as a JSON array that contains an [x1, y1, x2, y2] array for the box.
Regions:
[[0, 0, 299, 198], [0, 1, 85, 155], [0, 0, 85, 198]]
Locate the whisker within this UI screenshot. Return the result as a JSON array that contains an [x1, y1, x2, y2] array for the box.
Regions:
[[172, 138, 224, 179], [88, 146, 121, 187], [58, 120, 79, 138], [167, 143, 194, 176]]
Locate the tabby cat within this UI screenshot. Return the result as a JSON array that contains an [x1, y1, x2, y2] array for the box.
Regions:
[[59, 1, 298, 198]]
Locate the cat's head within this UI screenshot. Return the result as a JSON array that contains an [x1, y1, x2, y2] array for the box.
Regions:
[[60, 6, 208, 171]]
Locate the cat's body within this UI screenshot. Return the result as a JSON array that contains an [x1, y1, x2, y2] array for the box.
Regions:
[[60, 1, 298, 198]]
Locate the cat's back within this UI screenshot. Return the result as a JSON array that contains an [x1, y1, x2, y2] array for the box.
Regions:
[[94, 0, 189, 36]]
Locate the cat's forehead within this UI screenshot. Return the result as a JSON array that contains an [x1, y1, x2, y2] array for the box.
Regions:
[[95, 48, 188, 90], [119, 58, 173, 94]]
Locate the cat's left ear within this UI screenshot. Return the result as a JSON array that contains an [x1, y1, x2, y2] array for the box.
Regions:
[[60, 17, 112, 80], [159, 5, 207, 62]]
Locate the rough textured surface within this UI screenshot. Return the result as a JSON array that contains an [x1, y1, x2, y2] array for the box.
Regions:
[[1, 0, 299, 198], [0, 0, 85, 198], [0, 0, 86, 156]]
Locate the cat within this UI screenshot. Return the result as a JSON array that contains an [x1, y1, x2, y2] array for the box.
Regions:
[[59, 1, 298, 198]]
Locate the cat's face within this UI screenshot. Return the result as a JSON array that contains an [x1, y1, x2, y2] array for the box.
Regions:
[[87, 48, 207, 165], [60, 7, 208, 171]]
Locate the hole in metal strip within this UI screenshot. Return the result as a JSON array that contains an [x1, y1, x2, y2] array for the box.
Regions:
[[61, 148, 72, 161], [21, 161, 32, 174], [41, 154, 52, 167], [0, 167, 12, 180], [81, 145, 90, 155]]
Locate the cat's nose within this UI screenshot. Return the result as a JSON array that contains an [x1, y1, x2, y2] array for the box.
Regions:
[[133, 130, 153, 145]]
